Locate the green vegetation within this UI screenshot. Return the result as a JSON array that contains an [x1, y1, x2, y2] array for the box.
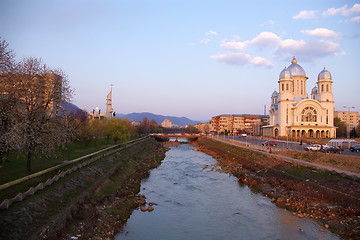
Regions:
[[0, 138, 166, 240], [0, 138, 114, 185], [184, 125, 200, 134], [334, 117, 347, 138], [282, 165, 340, 181]]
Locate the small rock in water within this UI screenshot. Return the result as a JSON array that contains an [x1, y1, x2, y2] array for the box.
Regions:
[[147, 206, 154, 212], [140, 205, 147, 211]]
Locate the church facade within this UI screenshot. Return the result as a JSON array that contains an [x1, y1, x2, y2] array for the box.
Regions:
[[262, 57, 336, 138]]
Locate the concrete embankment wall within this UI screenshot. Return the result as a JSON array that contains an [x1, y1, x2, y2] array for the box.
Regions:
[[0, 137, 165, 240]]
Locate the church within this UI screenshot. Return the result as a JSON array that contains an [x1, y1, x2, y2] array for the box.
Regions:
[[262, 57, 336, 138]]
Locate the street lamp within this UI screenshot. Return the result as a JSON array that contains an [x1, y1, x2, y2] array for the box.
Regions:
[[343, 106, 355, 138]]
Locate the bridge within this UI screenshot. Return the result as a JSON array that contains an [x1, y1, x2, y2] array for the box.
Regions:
[[151, 133, 202, 142]]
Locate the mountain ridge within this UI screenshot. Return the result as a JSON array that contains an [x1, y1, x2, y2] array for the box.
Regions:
[[115, 112, 200, 127]]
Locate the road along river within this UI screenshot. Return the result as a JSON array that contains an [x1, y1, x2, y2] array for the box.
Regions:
[[116, 143, 339, 240]]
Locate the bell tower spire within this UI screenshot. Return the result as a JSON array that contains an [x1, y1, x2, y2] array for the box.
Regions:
[[106, 84, 115, 118]]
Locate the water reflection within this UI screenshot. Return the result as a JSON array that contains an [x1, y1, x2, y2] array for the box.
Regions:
[[116, 144, 339, 240]]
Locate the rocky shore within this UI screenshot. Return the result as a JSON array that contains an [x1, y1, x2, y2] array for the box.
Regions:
[[194, 138, 360, 239]]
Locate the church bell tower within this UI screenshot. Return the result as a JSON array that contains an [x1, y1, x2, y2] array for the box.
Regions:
[[106, 86, 115, 118]]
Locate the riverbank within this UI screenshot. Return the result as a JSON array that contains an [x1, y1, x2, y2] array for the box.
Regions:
[[194, 138, 360, 239], [0, 138, 167, 240]]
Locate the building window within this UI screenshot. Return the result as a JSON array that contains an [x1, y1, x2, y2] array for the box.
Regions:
[[321, 84, 324, 92], [301, 106, 317, 122], [286, 83, 289, 91], [326, 84, 329, 92], [282, 83, 284, 91]]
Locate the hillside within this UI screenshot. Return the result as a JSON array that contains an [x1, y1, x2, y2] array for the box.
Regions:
[[116, 112, 199, 127]]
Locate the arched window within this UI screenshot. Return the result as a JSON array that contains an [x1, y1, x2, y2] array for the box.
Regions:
[[326, 84, 329, 92], [321, 84, 324, 92], [301, 106, 317, 122]]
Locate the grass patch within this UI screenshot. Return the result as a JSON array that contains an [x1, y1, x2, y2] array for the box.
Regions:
[[0, 138, 115, 185], [283, 165, 340, 181], [277, 148, 360, 174]]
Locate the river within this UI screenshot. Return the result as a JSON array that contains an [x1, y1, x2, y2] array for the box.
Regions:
[[116, 143, 340, 240]]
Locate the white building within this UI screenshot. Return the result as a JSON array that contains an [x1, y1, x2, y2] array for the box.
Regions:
[[161, 119, 172, 128], [262, 57, 336, 138]]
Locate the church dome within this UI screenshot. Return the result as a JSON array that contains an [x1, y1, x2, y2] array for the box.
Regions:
[[318, 67, 332, 81], [272, 90, 279, 97], [279, 67, 292, 80], [287, 57, 306, 77], [311, 86, 318, 94]]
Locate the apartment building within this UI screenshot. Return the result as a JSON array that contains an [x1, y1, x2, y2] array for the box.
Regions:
[[209, 114, 269, 135]]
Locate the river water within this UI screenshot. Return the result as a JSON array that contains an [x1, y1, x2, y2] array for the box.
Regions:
[[116, 143, 339, 240]]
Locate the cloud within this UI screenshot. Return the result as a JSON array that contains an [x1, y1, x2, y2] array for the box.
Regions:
[[276, 39, 341, 61], [215, 31, 342, 66], [323, 3, 360, 16], [293, 10, 317, 19], [250, 32, 282, 47], [350, 16, 360, 23], [211, 52, 274, 68], [200, 38, 211, 44], [301, 28, 341, 40], [260, 20, 276, 28], [206, 30, 218, 36], [219, 32, 281, 51], [220, 41, 248, 50]]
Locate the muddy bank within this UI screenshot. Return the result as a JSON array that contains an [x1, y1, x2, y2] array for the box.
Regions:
[[194, 138, 360, 239], [0, 138, 167, 240]]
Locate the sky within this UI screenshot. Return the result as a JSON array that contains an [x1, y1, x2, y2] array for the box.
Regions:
[[0, 0, 359, 121]]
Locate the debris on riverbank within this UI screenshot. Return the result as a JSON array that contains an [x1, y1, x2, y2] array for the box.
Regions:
[[194, 138, 360, 239]]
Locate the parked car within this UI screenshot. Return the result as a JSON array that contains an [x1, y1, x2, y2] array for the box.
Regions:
[[320, 146, 344, 153], [262, 141, 277, 146], [321, 144, 330, 149], [304, 144, 322, 151], [350, 144, 360, 152]]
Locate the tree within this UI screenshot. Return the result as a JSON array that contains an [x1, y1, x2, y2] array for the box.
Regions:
[[334, 117, 347, 138], [0, 38, 15, 73], [17, 58, 73, 171], [1, 39, 74, 171], [350, 128, 358, 138], [356, 122, 360, 138], [0, 38, 19, 162], [137, 117, 150, 135], [77, 118, 95, 146], [149, 119, 163, 133], [104, 118, 133, 144], [184, 125, 200, 134]]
